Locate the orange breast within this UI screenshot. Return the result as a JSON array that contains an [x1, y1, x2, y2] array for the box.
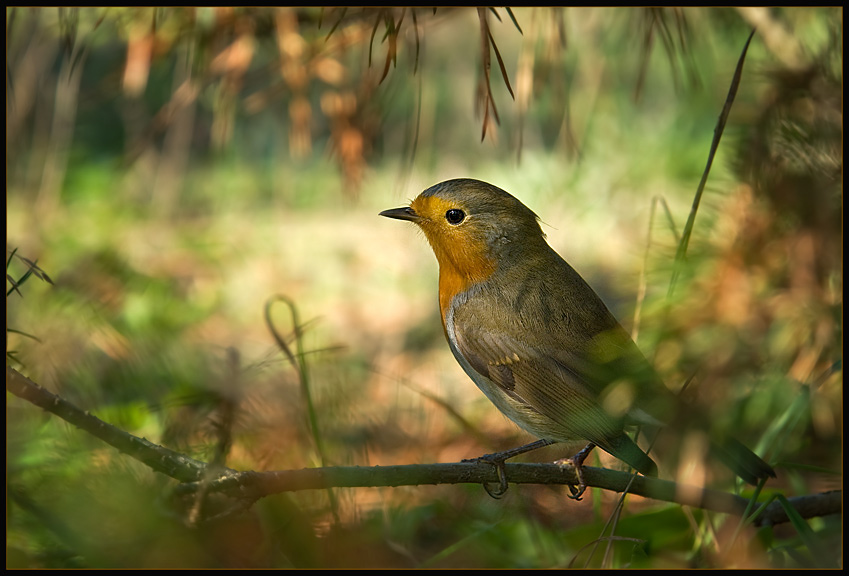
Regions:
[[434, 244, 496, 328]]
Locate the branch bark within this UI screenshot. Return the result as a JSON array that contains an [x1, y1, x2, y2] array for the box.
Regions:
[[6, 365, 211, 483], [6, 365, 840, 527]]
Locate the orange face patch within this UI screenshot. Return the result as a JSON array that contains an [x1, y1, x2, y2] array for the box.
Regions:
[[409, 194, 497, 323]]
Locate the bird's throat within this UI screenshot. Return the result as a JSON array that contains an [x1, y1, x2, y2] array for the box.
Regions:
[[436, 252, 496, 327]]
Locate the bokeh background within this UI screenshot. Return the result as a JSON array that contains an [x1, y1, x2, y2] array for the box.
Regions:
[[6, 7, 842, 568]]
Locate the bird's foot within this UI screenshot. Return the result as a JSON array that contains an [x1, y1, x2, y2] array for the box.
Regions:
[[479, 455, 510, 499], [555, 442, 596, 500], [463, 439, 555, 499]]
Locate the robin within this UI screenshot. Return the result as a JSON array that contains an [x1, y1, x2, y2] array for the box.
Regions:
[[380, 178, 774, 498]]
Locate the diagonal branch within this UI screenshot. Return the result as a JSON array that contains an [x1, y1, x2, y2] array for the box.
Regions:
[[6, 365, 213, 483]]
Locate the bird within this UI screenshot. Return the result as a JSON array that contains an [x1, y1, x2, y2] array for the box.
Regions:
[[380, 178, 774, 498]]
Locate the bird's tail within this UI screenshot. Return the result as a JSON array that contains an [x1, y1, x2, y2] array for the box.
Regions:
[[603, 433, 658, 477], [602, 431, 774, 485], [710, 436, 776, 485]]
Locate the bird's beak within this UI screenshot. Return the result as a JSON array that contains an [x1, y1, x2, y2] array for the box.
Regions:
[[379, 206, 419, 222]]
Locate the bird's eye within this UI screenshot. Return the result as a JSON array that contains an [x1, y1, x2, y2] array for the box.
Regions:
[[445, 209, 465, 225]]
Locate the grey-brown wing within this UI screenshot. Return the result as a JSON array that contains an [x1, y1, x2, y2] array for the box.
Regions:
[[451, 312, 628, 449]]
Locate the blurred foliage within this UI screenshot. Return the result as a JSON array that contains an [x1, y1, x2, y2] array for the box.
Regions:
[[6, 6, 842, 569]]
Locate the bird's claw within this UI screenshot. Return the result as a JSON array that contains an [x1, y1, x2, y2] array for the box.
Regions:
[[554, 457, 587, 500], [565, 469, 587, 500], [556, 442, 596, 500], [465, 452, 510, 498]]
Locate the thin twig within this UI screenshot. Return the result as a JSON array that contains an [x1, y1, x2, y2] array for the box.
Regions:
[[264, 294, 327, 467], [264, 295, 339, 522], [667, 29, 756, 298]]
